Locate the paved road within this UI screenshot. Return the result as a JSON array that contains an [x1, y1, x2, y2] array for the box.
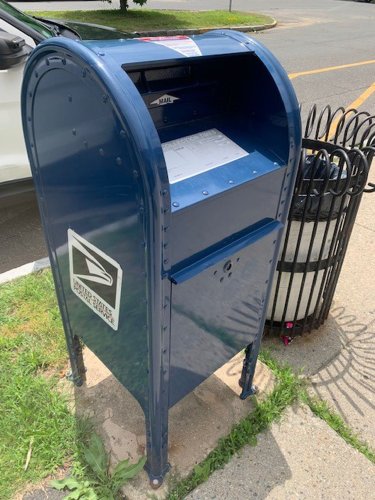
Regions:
[[1, 0, 374, 273]]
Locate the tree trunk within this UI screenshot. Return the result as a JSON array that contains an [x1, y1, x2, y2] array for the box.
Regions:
[[119, 0, 128, 11]]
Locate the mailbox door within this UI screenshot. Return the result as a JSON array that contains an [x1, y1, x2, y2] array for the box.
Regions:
[[169, 222, 280, 406]]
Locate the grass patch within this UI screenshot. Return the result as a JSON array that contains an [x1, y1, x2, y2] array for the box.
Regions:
[[302, 392, 375, 464], [167, 352, 303, 499], [28, 9, 273, 33], [0, 270, 77, 499]]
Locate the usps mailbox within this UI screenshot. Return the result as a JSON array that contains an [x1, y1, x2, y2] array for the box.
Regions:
[[22, 31, 301, 485]]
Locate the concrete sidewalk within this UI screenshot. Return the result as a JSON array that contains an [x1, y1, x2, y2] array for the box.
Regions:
[[187, 405, 375, 500]]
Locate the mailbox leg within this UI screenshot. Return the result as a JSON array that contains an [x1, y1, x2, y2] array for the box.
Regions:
[[239, 342, 258, 399], [66, 335, 86, 387], [145, 408, 170, 488]]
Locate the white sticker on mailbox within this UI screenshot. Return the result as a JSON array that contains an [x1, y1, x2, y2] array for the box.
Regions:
[[68, 229, 123, 330], [139, 35, 202, 57], [162, 129, 249, 184]]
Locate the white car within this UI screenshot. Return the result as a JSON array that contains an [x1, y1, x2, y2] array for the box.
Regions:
[[0, 0, 133, 204]]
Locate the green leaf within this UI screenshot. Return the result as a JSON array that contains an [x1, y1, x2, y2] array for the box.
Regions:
[[86, 490, 98, 500], [111, 455, 146, 492], [65, 490, 81, 500], [83, 433, 108, 480], [50, 477, 81, 491], [112, 456, 146, 482]]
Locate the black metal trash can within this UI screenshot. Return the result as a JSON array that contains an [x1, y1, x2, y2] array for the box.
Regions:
[[266, 105, 375, 339]]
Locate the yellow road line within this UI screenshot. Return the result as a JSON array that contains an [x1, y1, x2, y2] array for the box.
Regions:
[[328, 82, 375, 140], [348, 82, 375, 110], [288, 60, 375, 80]]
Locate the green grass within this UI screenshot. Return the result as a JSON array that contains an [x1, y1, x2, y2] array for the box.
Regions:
[[302, 392, 375, 464], [0, 270, 77, 499], [28, 9, 273, 33]]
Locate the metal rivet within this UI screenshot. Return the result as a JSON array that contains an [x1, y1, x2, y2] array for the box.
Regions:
[[72, 129, 77, 136], [98, 52, 105, 56], [34, 71, 38, 78], [172, 201, 180, 208], [252, 170, 257, 174], [220, 277, 224, 283], [223, 260, 232, 272], [228, 179, 234, 184], [102, 95, 108, 104], [116, 157, 122, 165], [274, 162, 278, 166], [202, 190, 209, 196], [99, 148, 104, 156], [163, 259, 169, 265], [120, 130, 126, 138], [82, 69, 87, 78], [62, 58, 66, 65]]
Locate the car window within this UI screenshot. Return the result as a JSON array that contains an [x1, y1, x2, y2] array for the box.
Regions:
[[0, 0, 53, 39]]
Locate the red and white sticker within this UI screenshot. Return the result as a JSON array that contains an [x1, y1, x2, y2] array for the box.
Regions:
[[138, 35, 202, 57]]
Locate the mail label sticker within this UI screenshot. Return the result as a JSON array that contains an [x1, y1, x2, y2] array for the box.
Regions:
[[68, 229, 123, 330]]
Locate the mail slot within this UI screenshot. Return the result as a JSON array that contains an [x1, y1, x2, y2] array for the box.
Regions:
[[21, 31, 301, 485]]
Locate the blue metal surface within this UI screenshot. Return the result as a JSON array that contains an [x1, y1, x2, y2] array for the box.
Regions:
[[21, 30, 301, 485]]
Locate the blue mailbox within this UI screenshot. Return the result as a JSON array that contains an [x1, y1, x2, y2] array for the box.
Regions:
[[22, 31, 301, 485]]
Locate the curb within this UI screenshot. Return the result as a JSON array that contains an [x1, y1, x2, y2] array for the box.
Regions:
[[135, 19, 277, 37], [0, 257, 50, 285]]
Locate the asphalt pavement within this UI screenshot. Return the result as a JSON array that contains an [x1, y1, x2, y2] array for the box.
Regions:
[[2, 0, 375, 273]]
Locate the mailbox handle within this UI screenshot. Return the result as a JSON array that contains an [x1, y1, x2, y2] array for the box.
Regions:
[[169, 220, 281, 284]]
